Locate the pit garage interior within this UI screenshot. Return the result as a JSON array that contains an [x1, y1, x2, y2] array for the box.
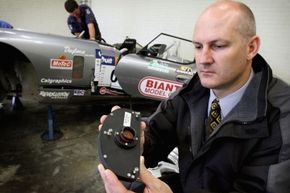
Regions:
[[0, 101, 155, 193], [1, 0, 290, 193]]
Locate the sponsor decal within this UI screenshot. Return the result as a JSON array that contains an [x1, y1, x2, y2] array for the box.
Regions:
[[73, 89, 85, 96], [97, 64, 114, 87], [41, 78, 72, 84], [58, 54, 67, 60], [64, 46, 86, 55], [176, 66, 194, 75], [94, 50, 117, 86], [99, 87, 107, 95], [99, 87, 124, 95], [50, 58, 73, 70], [39, 91, 70, 100], [94, 49, 102, 82], [147, 60, 174, 73], [96, 49, 102, 58], [138, 76, 183, 100], [101, 55, 115, 65]]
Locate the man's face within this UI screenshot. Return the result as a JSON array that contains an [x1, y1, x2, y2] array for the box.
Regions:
[[70, 7, 80, 18], [193, 10, 252, 97]]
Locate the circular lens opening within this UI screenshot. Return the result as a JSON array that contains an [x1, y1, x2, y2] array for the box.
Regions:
[[120, 127, 135, 143]]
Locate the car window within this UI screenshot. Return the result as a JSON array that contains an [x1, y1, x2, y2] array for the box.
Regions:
[[139, 33, 194, 64]]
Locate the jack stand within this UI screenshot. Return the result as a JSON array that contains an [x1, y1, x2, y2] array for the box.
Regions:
[[11, 95, 24, 111], [41, 105, 63, 141]]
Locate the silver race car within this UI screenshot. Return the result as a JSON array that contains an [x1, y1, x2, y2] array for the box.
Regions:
[[0, 29, 195, 106], [1, 29, 189, 176]]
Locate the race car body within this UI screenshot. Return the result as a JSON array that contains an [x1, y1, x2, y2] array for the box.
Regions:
[[0, 29, 195, 105]]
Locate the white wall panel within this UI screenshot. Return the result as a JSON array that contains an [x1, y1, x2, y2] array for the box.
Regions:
[[0, 0, 70, 36], [245, 0, 290, 83]]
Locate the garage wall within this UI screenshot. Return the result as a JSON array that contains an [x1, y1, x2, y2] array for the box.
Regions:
[[0, 0, 70, 36], [0, 0, 289, 84]]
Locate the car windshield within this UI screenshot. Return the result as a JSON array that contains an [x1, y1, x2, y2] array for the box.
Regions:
[[138, 33, 194, 64]]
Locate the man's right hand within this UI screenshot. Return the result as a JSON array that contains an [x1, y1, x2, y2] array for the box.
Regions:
[[98, 105, 146, 148], [98, 156, 173, 193]]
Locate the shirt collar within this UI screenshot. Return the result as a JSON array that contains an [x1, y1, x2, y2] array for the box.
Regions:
[[208, 69, 254, 118]]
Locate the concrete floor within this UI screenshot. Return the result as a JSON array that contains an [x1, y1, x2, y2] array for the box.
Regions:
[[0, 100, 155, 193]]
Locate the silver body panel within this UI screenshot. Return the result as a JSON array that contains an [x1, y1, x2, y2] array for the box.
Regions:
[[0, 29, 195, 104]]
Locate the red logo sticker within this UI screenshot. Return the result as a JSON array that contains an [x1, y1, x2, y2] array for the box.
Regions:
[[138, 76, 182, 100], [50, 59, 73, 70]]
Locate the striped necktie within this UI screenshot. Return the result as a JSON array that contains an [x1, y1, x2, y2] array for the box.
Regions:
[[207, 98, 221, 135]]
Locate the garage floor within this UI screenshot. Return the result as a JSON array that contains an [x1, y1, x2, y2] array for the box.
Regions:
[[0, 99, 155, 193]]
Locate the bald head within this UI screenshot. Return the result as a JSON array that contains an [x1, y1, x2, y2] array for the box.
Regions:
[[195, 0, 256, 41], [193, 0, 260, 97]]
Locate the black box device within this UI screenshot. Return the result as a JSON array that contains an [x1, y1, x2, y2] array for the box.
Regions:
[[97, 108, 141, 182]]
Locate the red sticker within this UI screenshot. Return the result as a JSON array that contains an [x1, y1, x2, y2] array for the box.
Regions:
[[50, 59, 73, 70], [138, 76, 182, 99]]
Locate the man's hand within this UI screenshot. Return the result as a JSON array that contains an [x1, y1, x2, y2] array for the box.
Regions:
[[98, 164, 133, 193], [98, 106, 172, 192], [98, 106, 146, 149], [139, 156, 173, 193], [98, 106, 121, 131], [98, 156, 173, 193]]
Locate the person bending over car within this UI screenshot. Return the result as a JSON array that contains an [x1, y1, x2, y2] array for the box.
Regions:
[[0, 20, 13, 29], [98, 0, 290, 193], [64, 0, 102, 41]]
